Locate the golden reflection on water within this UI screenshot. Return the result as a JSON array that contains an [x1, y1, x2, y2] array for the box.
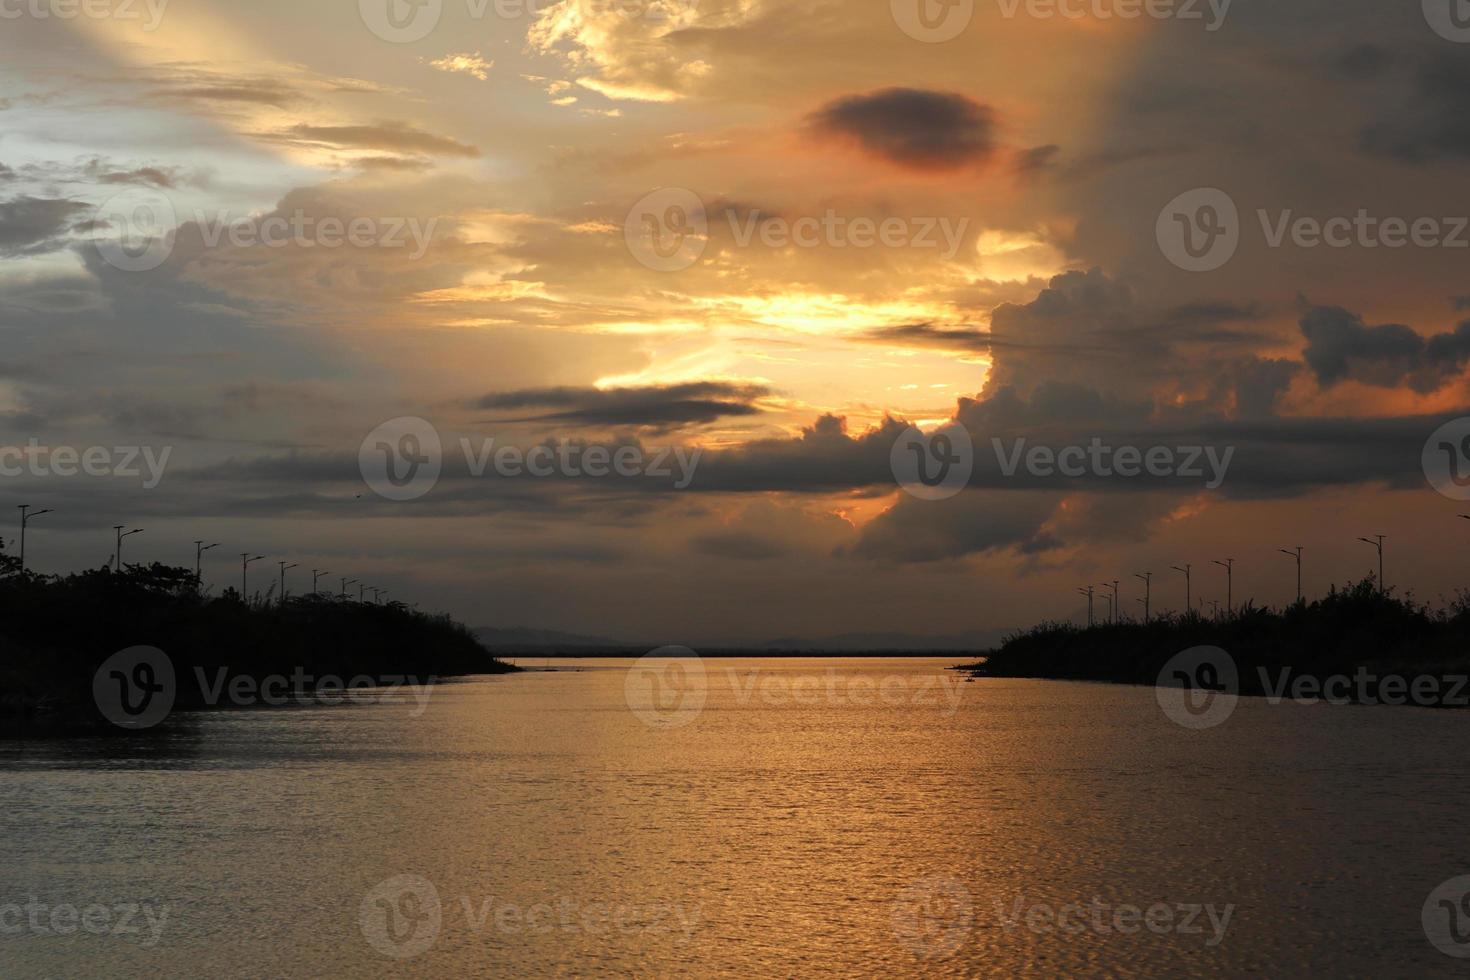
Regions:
[[1, 658, 1467, 977]]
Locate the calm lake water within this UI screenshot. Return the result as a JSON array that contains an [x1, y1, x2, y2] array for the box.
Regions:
[[3, 656, 1469, 977]]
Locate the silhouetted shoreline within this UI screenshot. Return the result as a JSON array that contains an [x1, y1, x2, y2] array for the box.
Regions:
[[0, 555, 517, 736], [961, 580, 1470, 708]]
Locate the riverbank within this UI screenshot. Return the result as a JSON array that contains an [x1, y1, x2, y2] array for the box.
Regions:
[[963, 580, 1470, 707], [0, 560, 516, 735]]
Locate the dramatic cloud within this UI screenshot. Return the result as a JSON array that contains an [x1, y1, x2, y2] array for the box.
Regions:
[[0, 196, 88, 256], [1300, 305, 1470, 393], [851, 491, 1061, 563], [979, 269, 1266, 413], [1357, 49, 1470, 164], [474, 382, 772, 429], [806, 89, 996, 170]]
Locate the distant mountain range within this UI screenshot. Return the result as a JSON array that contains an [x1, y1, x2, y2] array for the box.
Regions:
[[472, 627, 623, 649], [473, 626, 1007, 653]]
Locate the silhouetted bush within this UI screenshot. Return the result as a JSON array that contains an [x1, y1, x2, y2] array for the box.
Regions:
[[967, 579, 1470, 706], [0, 545, 515, 734]]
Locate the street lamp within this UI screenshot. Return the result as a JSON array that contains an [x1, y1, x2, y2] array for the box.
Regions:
[[1134, 572, 1152, 622], [114, 526, 143, 572], [341, 577, 357, 600], [18, 505, 52, 572], [278, 561, 298, 602], [1279, 547, 1302, 605], [1172, 564, 1192, 614], [241, 553, 265, 597], [195, 541, 221, 584], [1357, 534, 1385, 593], [313, 569, 329, 595], [1076, 585, 1095, 627], [1212, 558, 1234, 614], [1101, 581, 1118, 625]]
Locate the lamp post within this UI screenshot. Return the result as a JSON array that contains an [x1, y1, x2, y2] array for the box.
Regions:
[[1101, 581, 1118, 625], [241, 553, 265, 597], [341, 577, 357, 600], [278, 561, 298, 602], [195, 541, 220, 584], [1076, 585, 1095, 627], [1279, 547, 1302, 605], [313, 569, 329, 596], [18, 505, 52, 572], [358, 583, 366, 603], [1357, 534, 1385, 593], [114, 526, 143, 572], [1172, 564, 1192, 614], [1212, 558, 1234, 615], [1134, 572, 1152, 622]]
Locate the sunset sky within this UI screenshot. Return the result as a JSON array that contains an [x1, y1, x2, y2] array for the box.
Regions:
[[2, 0, 1467, 643]]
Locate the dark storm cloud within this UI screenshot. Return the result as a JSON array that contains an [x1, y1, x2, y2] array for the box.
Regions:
[[849, 492, 1062, 563], [1219, 357, 1300, 420], [687, 409, 1446, 500], [0, 196, 88, 257], [473, 382, 771, 429], [1356, 49, 1470, 164], [959, 382, 1153, 428], [98, 401, 1458, 564], [806, 89, 996, 170], [851, 487, 1214, 565], [864, 297, 1261, 361], [1300, 305, 1470, 393], [862, 323, 993, 354]]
